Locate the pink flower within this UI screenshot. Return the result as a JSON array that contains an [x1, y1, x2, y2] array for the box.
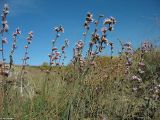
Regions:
[[110, 16, 116, 24], [54, 56, 59, 60], [55, 52, 60, 56], [24, 45, 28, 48], [3, 4, 9, 15], [2, 38, 8, 44], [103, 18, 112, 25], [52, 47, 58, 51], [4, 24, 9, 32], [16, 28, 21, 34], [101, 27, 107, 34], [2, 20, 7, 25], [28, 31, 33, 38]]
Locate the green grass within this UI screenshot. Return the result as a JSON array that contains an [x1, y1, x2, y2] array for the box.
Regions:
[[0, 50, 160, 120]]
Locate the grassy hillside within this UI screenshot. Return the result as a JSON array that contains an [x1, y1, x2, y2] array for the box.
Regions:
[[0, 49, 159, 120]]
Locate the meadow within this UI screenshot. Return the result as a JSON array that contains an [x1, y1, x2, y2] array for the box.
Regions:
[[0, 4, 160, 120]]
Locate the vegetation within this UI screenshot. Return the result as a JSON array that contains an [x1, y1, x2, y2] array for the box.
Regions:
[[0, 4, 160, 120]]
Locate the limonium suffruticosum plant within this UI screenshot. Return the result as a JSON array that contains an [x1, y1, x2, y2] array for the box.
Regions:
[[22, 31, 33, 67], [138, 41, 152, 74], [129, 42, 150, 92], [48, 25, 64, 69], [92, 17, 116, 58], [9, 28, 21, 70], [118, 41, 136, 94], [118, 39, 125, 61], [59, 39, 69, 66], [123, 42, 134, 76], [0, 4, 9, 77], [85, 16, 116, 72], [82, 14, 101, 66], [72, 12, 93, 71], [20, 31, 33, 95], [87, 15, 103, 57], [72, 14, 117, 75], [69, 13, 105, 117], [42, 25, 64, 100], [100, 16, 116, 53], [0, 4, 10, 117], [130, 42, 149, 84], [131, 42, 154, 92], [73, 40, 90, 72], [139, 41, 159, 100], [67, 14, 117, 119]]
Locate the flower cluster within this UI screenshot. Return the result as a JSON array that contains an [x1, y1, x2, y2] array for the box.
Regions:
[[1, 4, 9, 33], [73, 40, 84, 60], [84, 12, 93, 30], [131, 42, 153, 92], [48, 51, 60, 66], [150, 84, 160, 100], [103, 16, 116, 31], [141, 41, 152, 53], [131, 75, 142, 82], [123, 42, 134, 74], [72, 40, 86, 70], [72, 12, 116, 72], [90, 15, 104, 45], [0, 4, 9, 62], [0, 4, 9, 76], [54, 25, 64, 33], [22, 31, 33, 68], [98, 17, 116, 53], [137, 41, 152, 74], [88, 18, 101, 55], [89, 16, 116, 55], [88, 51, 97, 67], [48, 25, 64, 66], [9, 28, 21, 68], [60, 39, 69, 65]]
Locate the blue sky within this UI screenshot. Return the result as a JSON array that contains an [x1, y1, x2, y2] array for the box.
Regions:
[[0, 0, 160, 65]]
